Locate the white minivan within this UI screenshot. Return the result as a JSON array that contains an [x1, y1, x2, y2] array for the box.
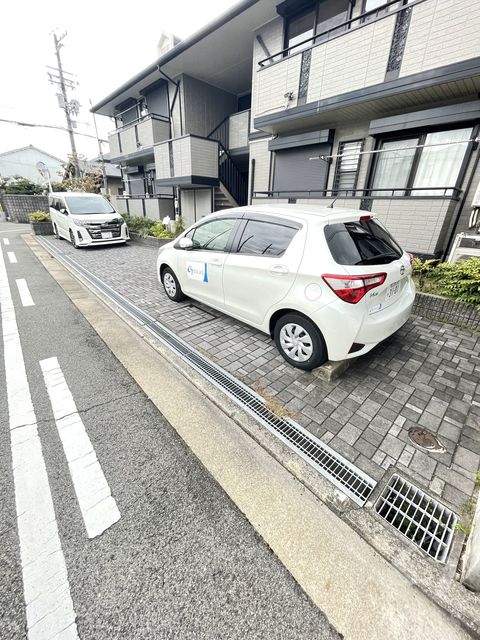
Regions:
[[49, 192, 129, 247], [157, 205, 415, 370]]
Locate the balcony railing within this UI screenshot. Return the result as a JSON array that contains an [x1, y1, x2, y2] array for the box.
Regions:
[[253, 187, 462, 199], [108, 113, 170, 158], [207, 109, 251, 152], [258, 0, 425, 67]]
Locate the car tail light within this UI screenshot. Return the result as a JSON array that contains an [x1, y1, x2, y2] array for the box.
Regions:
[[359, 215, 371, 221], [322, 273, 387, 304]]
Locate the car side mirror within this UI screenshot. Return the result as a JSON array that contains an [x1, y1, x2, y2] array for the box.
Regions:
[[178, 237, 193, 250], [61, 208, 68, 215]]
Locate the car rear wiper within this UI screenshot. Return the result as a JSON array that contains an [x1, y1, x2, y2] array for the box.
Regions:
[[356, 253, 399, 265]]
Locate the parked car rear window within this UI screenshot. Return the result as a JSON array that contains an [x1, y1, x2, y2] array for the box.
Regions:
[[237, 220, 297, 256], [65, 196, 115, 215], [325, 218, 402, 265]]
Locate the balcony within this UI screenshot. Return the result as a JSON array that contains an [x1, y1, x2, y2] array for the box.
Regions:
[[108, 114, 171, 161], [154, 135, 219, 187], [252, 187, 461, 256], [112, 194, 174, 219], [208, 110, 250, 153], [253, 0, 480, 131]]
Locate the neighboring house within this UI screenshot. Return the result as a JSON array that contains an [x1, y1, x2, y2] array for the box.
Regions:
[[92, 0, 480, 256], [63, 153, 123, 196], [0, 145, 64, 186]]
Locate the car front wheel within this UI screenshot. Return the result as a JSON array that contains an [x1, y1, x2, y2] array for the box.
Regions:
[[274, 313, 327, 370], [69, 229, 80, 249], [161, 267, 185, 302]]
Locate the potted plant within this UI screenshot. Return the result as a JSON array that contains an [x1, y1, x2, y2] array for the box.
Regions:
[[29, 211, 54, 235]]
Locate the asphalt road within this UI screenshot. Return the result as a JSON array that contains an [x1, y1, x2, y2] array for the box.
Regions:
[[0, 223, 340, 640]]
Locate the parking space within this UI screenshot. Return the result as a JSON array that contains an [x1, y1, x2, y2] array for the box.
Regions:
[[42, 237, 480, 513]]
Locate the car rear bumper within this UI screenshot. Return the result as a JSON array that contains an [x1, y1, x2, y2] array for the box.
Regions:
[[311, 279, 415, 361]]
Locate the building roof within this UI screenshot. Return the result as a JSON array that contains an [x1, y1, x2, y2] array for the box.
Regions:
[[91, 0, 277, 116], [0, 144, 64, 164]]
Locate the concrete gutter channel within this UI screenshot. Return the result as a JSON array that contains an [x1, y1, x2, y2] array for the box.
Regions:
[[25, 234, 480, 639]]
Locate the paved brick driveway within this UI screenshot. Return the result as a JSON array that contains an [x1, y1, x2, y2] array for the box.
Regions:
[[44, 238, 480, 513]]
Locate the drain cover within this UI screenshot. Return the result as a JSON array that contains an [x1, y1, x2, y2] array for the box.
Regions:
[[408, 427, 445, 453], [375, 474, 457, 562]]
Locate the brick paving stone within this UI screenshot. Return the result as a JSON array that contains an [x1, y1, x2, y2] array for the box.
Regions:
[[453, 447, 480, 472], [443, 484, 468, 511], [380, 434, 404, 459], [46, 238, 480, 505], [337, 423, 362, 446], [409, 450, 437, 481]]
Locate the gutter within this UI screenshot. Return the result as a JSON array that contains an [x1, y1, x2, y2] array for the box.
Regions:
[[91, 0, 259, 113]]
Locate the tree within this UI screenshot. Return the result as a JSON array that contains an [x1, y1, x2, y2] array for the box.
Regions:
[[3, 177, 45, 195]]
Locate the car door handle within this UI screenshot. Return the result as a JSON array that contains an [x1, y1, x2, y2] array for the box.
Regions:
[[209, 258, 222, 266], [269, 264, 289, 275]]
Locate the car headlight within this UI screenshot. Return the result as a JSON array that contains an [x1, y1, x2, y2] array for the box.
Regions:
[[73, 220, 89, 227]]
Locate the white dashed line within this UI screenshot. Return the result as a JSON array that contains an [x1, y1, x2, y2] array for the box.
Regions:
[[0, 245, 79, 640], [7, 251, 17, 263], [16, 279, 35, 307], [3, 237, 10, 245], [40, 357, 121, 539]]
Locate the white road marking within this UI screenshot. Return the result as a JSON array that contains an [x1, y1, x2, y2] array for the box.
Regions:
[[16, 279, 35, 307], [0, 245, 79, 639], [3, 237, 10, 245], [40, 357, 121, 538], [8, 251, 17, 263]]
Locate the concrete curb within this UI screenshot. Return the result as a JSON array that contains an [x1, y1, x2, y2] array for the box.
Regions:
[[462, 491, 480, 590], [24, 234, 480, 639]]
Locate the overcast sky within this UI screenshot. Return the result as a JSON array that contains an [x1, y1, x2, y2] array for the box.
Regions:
[[0, 0, 238, 167]]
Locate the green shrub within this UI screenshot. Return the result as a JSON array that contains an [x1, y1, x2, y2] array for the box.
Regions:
[[121, 215, 156, 237], [174, 216, 185, 237], [431, 258, 480, 307], [5, 178, 44, 195], [149, 222, 174, 239], [412, 257, 480, 307], [29, 211, 50, 222]]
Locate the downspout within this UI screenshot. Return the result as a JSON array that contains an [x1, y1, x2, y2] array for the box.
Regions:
[[442, 143, 480, 261], [158, 66, 182, 219]]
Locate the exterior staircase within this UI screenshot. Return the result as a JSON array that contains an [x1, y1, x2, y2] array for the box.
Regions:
[[214, 184, 238, 212]]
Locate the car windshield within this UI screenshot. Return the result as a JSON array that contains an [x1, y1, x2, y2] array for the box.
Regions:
[[65, 196, 115, 215], [325, 218, 403, 265]]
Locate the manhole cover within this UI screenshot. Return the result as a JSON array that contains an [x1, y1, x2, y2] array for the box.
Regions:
[[408, 427, 446, 453]]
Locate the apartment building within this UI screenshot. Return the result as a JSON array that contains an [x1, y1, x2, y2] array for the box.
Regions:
[[92, 0, 480, 256]]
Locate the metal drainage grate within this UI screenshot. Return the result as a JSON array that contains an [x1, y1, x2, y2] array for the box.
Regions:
[[38, 237, 377, 506], [374, 474, 457, 562]]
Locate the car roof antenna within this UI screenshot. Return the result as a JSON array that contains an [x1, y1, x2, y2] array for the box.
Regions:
[[328, 197, 338, 208]]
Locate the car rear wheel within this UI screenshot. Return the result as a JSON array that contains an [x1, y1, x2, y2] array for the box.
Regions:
[[274, 313, 327, 370], [161, 267, 185, 302]]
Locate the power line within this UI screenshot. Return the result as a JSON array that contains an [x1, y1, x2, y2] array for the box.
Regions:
[[0, 117, 107, 143]]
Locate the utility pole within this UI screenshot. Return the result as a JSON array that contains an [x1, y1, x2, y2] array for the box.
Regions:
[[90, 100, 108, 193], [50, 32, 80, 177]]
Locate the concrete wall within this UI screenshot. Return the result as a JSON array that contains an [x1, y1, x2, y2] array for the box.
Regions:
[[249, 139, 271, 194], [400, 0, 480, 77], [307, 15, 396, 102], [111, 196, 128, 215], [229, 111, 250, 150], [108, 133, 121, 158], [181, 75, 237, 137], [155, 136, 218, 180], [0, 194, 49, 223], [0, 147, 64, 185]]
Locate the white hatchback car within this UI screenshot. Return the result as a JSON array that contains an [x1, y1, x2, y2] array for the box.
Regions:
[[157, 205, 415, 370], [49, 192, 129, 248]]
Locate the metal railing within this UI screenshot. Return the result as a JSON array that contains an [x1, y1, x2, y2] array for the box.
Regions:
[[218, 145, 248, 206], [108, 112, 170, 136], [253, 186, 462, 199], [258, 0, 425, 67]]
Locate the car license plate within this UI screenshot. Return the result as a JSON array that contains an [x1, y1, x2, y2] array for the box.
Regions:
[[386, 278, 404, 300], [101, 231, 113, 239]]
